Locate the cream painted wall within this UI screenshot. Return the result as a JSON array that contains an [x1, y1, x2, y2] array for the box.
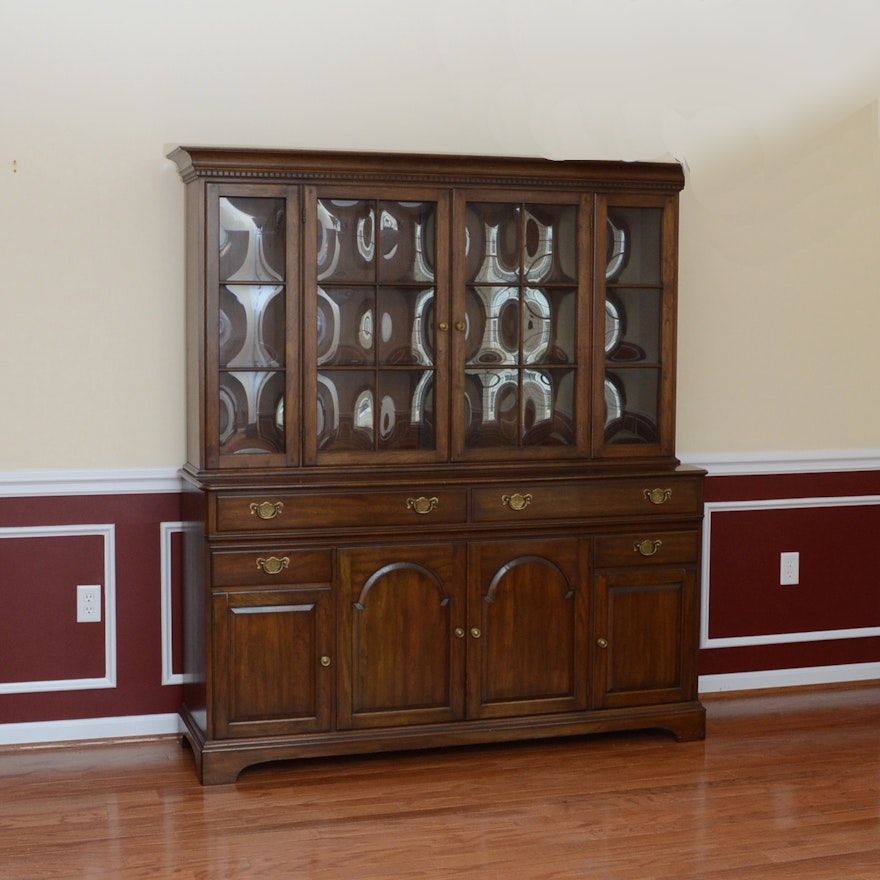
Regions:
[[2, 0, 879, 470]]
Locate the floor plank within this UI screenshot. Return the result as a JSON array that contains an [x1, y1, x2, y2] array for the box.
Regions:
[[1, 684, 878, 878]]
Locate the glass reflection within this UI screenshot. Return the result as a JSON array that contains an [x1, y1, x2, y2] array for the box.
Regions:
[[219, 285, 284, 368], [219, 371, 285, 454], [219, 198, 285, 282], [316, 370, 434, 452], [464, 368, 574, 447], [317, 200, 436, 284]]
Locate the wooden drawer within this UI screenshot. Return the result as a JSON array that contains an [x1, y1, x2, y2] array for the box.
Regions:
[[212, 547, 333, 587], [470, 476, 702, 523], [214, 489, 469, 533], [593, 530, 700, 569]]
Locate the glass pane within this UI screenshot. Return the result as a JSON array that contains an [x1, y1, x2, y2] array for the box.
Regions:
[[377, 202, 436, 283], [317, 287, 376, 366], [523, 204, 577, 283], [465, 204, 521, 284], [317, 200, 375, 283], [464, 368, 574, 448], [522, 368, 575, 446], [219, 198, 285, 283], [465, 286, 519, 366], [377, 370, 435, 450], [219, 285, 285, 368], [606, 290, 661, 364], [607, 208, 662, 285], [533, 288, 576, 365], [377, 287, 435, 366], [317, 370, 374, 451], [219, 371, 285, 454], [465, 369, 520, 447], [604, 369, 660, 445]]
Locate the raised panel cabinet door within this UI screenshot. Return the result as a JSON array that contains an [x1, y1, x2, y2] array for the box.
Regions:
[[591, 566, 699, 709], [211, 588, 334, 739], [467, 538, 589, 719], [339, 544, 466, 729]]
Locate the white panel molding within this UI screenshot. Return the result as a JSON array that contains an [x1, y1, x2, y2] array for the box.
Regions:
[[0, 524, 117, 694], [681, 448, 880, 476], [160, 521, 186, 686], [701, 495, 880, 650], [699, 662, 880, 694], [0, 467, 184, 497], [0, 713, 182, 747]]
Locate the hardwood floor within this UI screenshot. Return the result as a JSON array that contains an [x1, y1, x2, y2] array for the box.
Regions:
[[1, 684, 879, 879]]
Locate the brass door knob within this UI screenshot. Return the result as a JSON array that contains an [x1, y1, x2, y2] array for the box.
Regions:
[[470, 627, 482, 639], [454, 627, 465, 639], [455, 321, 466, 332], [320, 656, 331, 667], [597, 638, 608, 649], [438, 322, 449, 331]]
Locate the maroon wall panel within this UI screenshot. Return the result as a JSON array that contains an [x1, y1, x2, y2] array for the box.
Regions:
[[700, 471, 880, 678], [0, 492, 183, 726]]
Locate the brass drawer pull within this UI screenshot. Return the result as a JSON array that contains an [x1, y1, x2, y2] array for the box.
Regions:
[[634, 539, 663, 557], [643, 488, 672, 505], [256, 556, 290, 575], [250, 501, 284, 520], [502, 492, 532, 511], [407, 496, 439, 515]]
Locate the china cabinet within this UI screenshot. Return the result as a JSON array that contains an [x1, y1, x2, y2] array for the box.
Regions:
[[169, 147, 705, 784]]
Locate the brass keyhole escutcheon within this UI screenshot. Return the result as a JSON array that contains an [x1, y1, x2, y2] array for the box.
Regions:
[[320, 656, 331, 667], [643, 488, 672, 506], [250, 501, 284, 520], [407, 496, 439, 515], [597, 638, 608, 649], [502, 492, 533, 512], [634, 539, 663, 557], [255, 556, 290, 575]]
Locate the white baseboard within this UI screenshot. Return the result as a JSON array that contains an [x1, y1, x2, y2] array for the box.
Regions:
[[4, 664, 880, 747], [0, 713, 182, 747], [699, 662, 880, 694]]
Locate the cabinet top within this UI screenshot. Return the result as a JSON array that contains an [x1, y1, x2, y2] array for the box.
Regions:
[[167, 146, 685, 193]]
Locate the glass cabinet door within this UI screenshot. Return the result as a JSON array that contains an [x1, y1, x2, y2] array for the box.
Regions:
[[303, 189, 450, 463], [208, 186, 296, 466], [594, 194, 677, 459], [454, 195, 588, 457]]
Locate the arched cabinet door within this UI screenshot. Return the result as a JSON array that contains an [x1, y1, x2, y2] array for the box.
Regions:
[[339, 544, 467, 729], [467, 538, 589, 719]]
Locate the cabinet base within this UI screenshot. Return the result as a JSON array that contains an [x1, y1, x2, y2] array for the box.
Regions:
[[180, 702, 706, 785]]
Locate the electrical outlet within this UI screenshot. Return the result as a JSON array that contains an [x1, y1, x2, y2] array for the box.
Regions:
[[780, 552, 799, 586], [77, 584, 102, 622]]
